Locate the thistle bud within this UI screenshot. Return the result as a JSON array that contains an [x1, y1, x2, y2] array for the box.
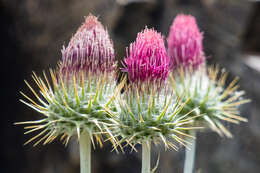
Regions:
[[167, 14, 204, 70], [110, 28, 196, 151], [122, 28, 170, 86], [17, 15, 119, 147], [60, 14, 115, 77]]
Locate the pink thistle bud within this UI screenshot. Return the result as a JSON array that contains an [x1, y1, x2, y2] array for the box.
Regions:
[[167, 14, 204, 70], [60, 14, 115, 76], [122, 28, 170, 85]]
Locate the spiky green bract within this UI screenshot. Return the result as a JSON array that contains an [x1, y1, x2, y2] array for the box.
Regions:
[[171, 66, 250, 138], [17, 70, 121, 147], [107, 81, 199, 151]]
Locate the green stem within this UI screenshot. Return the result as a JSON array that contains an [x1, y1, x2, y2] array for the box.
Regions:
[[142, 141, 151, 173], [183, 131, 196, 173], [80, 131, 91, 173]]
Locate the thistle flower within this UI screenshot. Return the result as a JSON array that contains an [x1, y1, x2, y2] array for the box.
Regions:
[[16, 16, 121, 173], [108, 28, 198, 173], [167, 14, 250, 173], [171, 66, 250, 138], [17, 15, 120, 173], [167, 14, 204, 70], [116, 28, 195, 148], [122, 28, 170, 86]]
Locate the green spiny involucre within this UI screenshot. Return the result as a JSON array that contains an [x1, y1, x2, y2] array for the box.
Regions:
[[171, 66, 249, 138]]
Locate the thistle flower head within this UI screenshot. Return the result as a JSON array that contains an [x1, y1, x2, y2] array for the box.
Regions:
[[122, 28, 170, 86], [17, 15, 120, 148], [167, 14, 204, 70], [60, 14, 115, 77], [111, 29, 194, 151], [171, 66, 250, 138]]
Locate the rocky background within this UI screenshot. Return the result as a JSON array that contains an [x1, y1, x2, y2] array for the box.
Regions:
[[2, 0, 260, 172]]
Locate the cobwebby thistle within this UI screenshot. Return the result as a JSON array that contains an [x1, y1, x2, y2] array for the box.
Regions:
[[167, 14, 204, 70], [167, 14, 249, 138], [167, 14, 250, 173], [17, 14, 119, 173], [109, 28, 198, 173]]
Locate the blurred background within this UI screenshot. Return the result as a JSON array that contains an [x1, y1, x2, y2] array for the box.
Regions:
[[2, 0, 260, 172]]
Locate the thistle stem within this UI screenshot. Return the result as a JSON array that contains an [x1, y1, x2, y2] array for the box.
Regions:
[[183, 131, 196, 173], [142, 141, 151, 173], [80, 131, 91, 173]]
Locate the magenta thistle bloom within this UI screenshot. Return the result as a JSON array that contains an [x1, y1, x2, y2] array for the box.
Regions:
[[122, 28, 170, 85], [60, 14, 115, 76], [167, 14, 204, 70]]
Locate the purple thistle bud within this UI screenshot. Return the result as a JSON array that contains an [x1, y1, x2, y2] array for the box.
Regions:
[[60, 14, 115, 76], [122, 28, 170, 85], [167, 14, 205, 70]]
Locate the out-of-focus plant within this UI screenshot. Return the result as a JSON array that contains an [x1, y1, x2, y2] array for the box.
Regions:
[[107, 28, 199, 173], [167, 14, 250, 173], [16, 14, 121, 173]]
